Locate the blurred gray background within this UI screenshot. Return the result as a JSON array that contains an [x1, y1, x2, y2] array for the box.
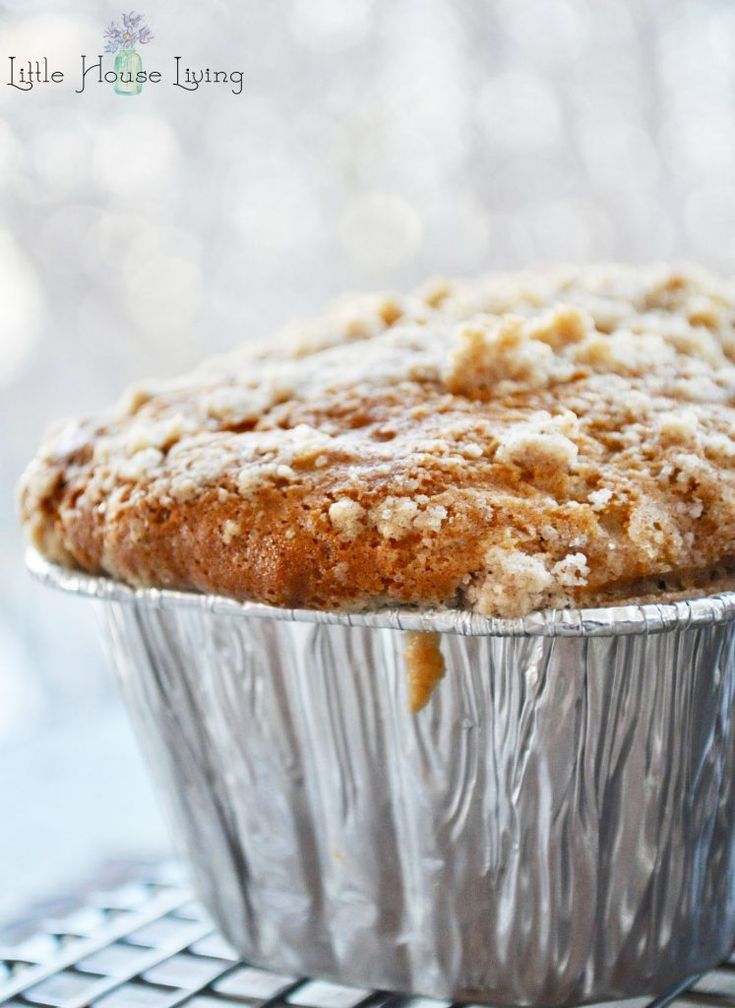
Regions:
[[1, 0, 733, 918]]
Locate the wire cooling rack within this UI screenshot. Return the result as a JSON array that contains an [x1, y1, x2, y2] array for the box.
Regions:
[[0, 861, 732, 1008]]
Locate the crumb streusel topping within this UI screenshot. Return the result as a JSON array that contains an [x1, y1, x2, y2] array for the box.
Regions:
[[19, 264, 735, 617]]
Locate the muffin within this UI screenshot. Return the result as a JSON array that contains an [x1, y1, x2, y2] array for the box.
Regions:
[[22, 264, 735, 1005], [19, 263, 735, 618]]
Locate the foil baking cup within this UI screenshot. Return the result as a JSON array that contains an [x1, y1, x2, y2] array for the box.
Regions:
[[26, 548, 735, 1006]]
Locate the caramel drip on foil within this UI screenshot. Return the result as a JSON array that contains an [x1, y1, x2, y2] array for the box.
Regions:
[[404, 631, 445, 713]]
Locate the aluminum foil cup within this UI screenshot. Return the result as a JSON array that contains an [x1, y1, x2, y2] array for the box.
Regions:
[[27, 548, 735, 1007]]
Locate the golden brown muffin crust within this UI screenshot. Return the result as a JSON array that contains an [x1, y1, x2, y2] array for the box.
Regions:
[[19, 263, 735, 617]]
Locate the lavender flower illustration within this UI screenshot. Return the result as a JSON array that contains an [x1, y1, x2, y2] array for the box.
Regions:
[[104, 12, 153, 95]]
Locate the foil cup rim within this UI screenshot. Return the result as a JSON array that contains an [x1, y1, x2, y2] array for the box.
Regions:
[[26, 547, 735, 638]]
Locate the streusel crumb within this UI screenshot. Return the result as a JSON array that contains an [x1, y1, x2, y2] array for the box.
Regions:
[[19, 264, 735, 617]]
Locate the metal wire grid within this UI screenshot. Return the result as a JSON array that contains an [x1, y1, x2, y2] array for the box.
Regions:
[[0, 862, 732, 1008]]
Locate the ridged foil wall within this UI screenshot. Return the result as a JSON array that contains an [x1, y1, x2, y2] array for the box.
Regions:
[[96, 596, 735, 1005]]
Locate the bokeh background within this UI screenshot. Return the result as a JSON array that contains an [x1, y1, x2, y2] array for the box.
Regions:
[[1, 0, 734, 918]]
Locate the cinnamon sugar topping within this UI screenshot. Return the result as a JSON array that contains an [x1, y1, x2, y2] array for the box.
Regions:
[[19, 264, 735, 617]]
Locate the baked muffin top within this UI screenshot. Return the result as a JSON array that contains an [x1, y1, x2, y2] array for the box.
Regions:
[[19, 264, 735, 618]]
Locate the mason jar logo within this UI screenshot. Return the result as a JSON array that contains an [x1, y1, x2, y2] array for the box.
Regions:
[[104, 11, 153, 95]]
